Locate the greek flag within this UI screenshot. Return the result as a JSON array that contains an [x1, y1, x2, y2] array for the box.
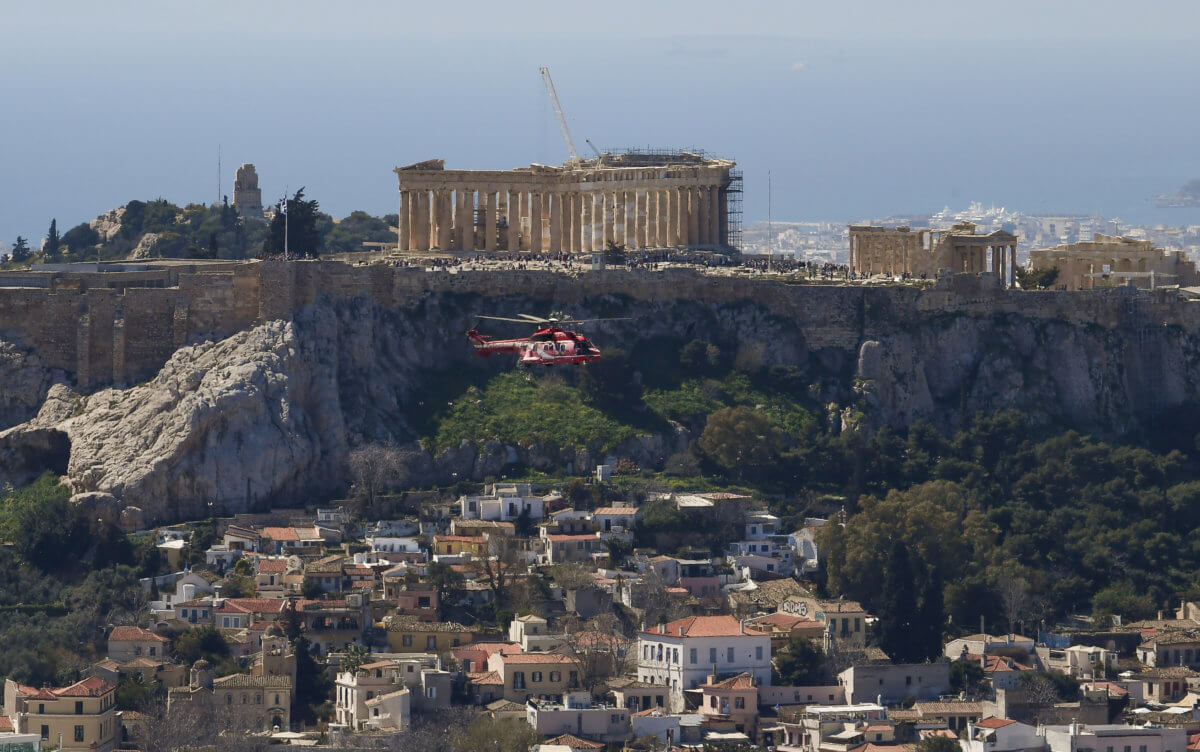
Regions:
[[279, 197, 288, 215]]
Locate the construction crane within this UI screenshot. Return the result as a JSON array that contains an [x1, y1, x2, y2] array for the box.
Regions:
[[539, 66, 580, 165], [585, 138, 605, 166]]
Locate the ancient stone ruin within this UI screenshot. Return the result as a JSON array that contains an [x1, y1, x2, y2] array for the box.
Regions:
[[233, 163, 265, 221], [1029, 233, 1200, 290], [848, 221, 1019, 284], [394, 151, 737, 253]]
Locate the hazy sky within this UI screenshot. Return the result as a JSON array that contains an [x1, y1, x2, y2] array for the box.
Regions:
[[3, 1, 1200, 242]]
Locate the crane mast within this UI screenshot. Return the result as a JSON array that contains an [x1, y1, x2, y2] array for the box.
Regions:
[[539, 66, 581, 165]]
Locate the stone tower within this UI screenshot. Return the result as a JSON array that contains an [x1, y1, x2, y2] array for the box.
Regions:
[[233, 163, 265, 220], [256, 625, 297, 686]]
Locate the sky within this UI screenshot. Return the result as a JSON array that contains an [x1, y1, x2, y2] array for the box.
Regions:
[[3, 0, 1200, 242]]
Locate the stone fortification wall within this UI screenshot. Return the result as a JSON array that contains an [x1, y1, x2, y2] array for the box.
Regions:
[[0, 260, 1198, 392]]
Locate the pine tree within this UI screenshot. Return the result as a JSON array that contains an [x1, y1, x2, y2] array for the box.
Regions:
[[44, 219, 61, 262], [11, 236, 30, 263], [263, 187, 323, 257], [914, 564, 945, 662], [878, 539, 917, 663]]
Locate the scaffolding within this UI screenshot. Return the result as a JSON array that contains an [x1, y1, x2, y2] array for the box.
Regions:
[[726, 169, 743, 252]]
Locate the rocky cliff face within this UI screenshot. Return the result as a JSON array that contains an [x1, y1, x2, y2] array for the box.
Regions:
[[1, 276, 1198, 524]]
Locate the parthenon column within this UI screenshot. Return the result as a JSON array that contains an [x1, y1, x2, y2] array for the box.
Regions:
[[650, 190, 663, 247], [662, 189, 676, 246], [566, 192, 579, 253], [695, 188, 708, 246], [505, 191, 520, 252], [615, 191, 628, 248], [414, 190, 430, 251], [398, 191, 411, 251], [708, 187, 720, 248], [435, 190, 451, 250], [528, 192, 543, 253], [601, 192, 614, 250], [456, 188, 474, 252], [483, 191, 497, 252], [549, 192, 563, 252], [592, 192, 605, 252]]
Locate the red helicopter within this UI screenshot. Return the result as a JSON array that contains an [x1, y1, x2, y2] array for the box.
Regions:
[[466, 313, 628, 366]]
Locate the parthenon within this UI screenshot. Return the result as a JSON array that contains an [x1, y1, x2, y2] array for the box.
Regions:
[[393, 151, 737, 254]]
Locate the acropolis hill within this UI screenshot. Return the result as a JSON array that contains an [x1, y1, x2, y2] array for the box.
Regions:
[[0, 258, 1198, 524]]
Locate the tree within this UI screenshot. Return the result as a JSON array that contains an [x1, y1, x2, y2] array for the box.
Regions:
[[913, 564, 945, 661], [292, 635, 332, 725], [347, 443, 403, 515], [915, 737, 962, 752], [773, 634, 827, 685], [560, 613, 624, 691], [172, 627, 229, 665], [1016, 266, 1059, 290], [949, 659, 987, 697], [44, 218, 61, 262], [877, 540, 918, 663], [340, 643, 371, 673], [998, 572, 1030, 635], [428, 561, 465, 604], [222, 573, 256, 598], [62, 223, 100, 256], [603, 240, 627, 266], [451, 715, 538, 752], [264, 187, 324, 256], [514, 506, 535, 537], [11, 236, 30, 263], [472, 534, 523, 610], [698, 406, 784, 477]]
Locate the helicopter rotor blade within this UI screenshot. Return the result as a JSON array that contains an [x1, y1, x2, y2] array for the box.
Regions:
[[516, 313, 552, 323], [477, 315, 543, 324], [555, 317, 632, 325]]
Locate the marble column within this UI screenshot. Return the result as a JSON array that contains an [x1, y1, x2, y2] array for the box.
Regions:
[[527, 192, 541, 253], [696, 188, 708, 246], [415, 190, 430, 251], [708, 186, 720, 248], [505, 190, 520, 252], [484, 191, 497, 252], [565, 192, 577, 253], [549, 192, 563, 252], [602, 192, 615, 250], [457, 188, 474, 252], [581, 192, 593, 252], [434, 190, 451, 250], [648, 190, 660, 247], [398, 191, 411, 251], [615, 191, 627, 248], [592, 192, 605, 252]]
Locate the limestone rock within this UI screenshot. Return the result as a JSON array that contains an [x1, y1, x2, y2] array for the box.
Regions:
[[89, 207, 126, 243], [129, 232, 161, 259]]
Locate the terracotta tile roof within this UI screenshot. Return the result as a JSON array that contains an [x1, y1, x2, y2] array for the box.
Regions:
[[224, 598, 287, 614], [747, 613, 823, 630], [913, 701, 983, 715], [54, 676, 114, 697], [591, 507, 638, 516], [109, 626, 168, 642], [546, 734, 605, 749], [467, 671, 504, 686], [1083, 681, 1129, 696], [976, 718, 1016, 729], [546, 534, 598, 542], [702, 672, 756, 690], [225, 525, 259, 539], [434, 535, 485, 543], [260, 527, 300, 541], [1136, 666, 1200, 680], [0, 717, 11, 732], [642, 615, 766, 638], [256, 559, 288, 574], [499, 652, 578, 665]]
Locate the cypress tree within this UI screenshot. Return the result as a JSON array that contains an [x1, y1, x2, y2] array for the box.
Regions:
[[878, 539, 917, 663]]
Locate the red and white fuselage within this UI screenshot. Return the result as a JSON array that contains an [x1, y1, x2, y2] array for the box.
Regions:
[[466, 327, 602, 365]]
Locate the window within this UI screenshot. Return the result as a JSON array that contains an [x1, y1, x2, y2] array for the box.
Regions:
[[402, 634, 413, 647], [690, 648, 698, 664], [550, 672, 561, 682], [373, 708, 379, 717], [532, 672, 543, 683], [426, 686, 437, 699], [226, 694, 233, 705], [426, 636, 437, 651], [569, 671, 578, 686], [854, 618, 861, 632], [74, 726, 84, 743], [727, 647, 734, 663], [735, 697, 745, 709], [656, 695, 664, 707], [75, 701, 83, 715], [149, 646, 157, 656], [710, 648, 718, 663], [135, 646, 143, 656], [514, 672, 526, 690], [611, 714, 621, 723], [275, 694, 280, 705], [256, 695, 262, 704], [906, 676, 912, 686], [755, 647, 763, 660], [367, 691, 375, 700], [710, 696, 718, 708], [40, 726, 48, 741], [38, 704, 44, 714]]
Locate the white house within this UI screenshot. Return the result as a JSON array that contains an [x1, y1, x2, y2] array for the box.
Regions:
[[526, 692, 630, 743], [365, 535, 424, 556], [637, 616, 772, 709], [962, 718, 1044, 752], [460, 483, 545, 523], [1043, 724, 1186, 752]]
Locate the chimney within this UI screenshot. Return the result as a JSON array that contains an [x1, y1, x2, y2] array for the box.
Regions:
[[678, 626, 684, 636], [1157, 610, 1164, 621], [740, 620, 746, 635]]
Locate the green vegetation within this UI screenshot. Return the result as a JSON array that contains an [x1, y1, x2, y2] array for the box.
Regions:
[[428, 371, 638, 453]]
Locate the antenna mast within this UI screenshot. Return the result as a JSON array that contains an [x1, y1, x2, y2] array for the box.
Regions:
[[767, 170, 773, 270], [539, 66, 580, 165], [217, 144, 222, 206]]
